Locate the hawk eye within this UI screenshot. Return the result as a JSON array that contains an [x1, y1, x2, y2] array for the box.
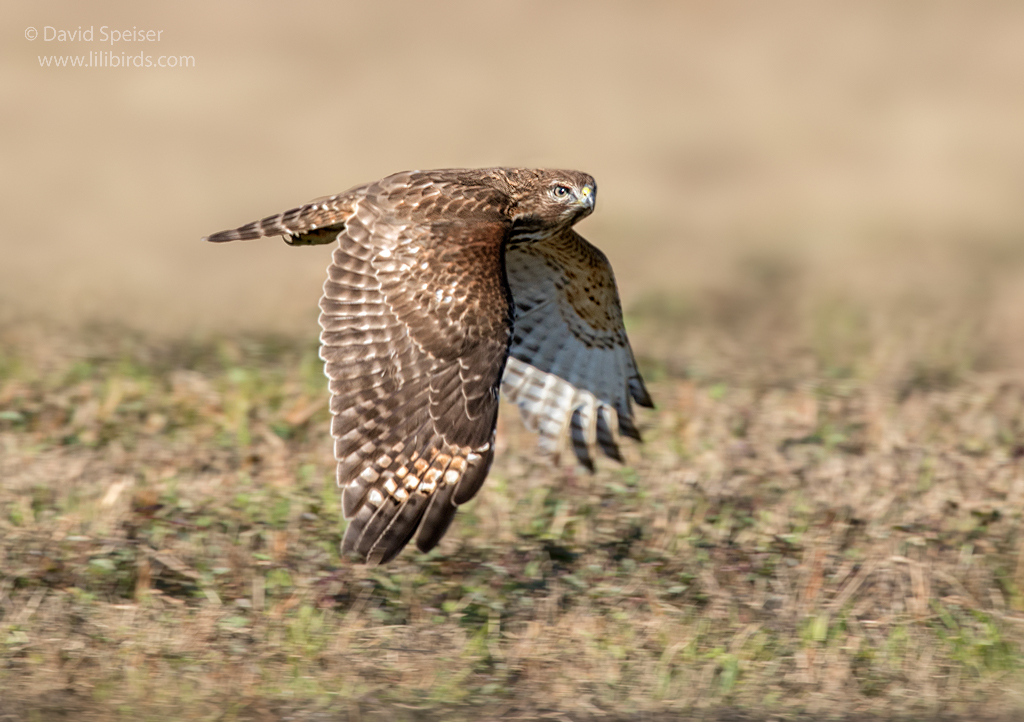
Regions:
[[552, 185, 571, 199]]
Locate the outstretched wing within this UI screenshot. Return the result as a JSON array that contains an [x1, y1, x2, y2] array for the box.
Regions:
[[207, 171, 514, 564], [502, 229, 653, 470]]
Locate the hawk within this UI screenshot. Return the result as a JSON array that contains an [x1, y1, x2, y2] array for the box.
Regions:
[[205, 168, 652, 564]]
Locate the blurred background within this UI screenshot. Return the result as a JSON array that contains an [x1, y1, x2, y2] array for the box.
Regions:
[[4, 0, 1024, 378]]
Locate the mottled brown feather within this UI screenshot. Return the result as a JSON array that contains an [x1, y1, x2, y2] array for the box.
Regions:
[[204, 168, 651, 564]]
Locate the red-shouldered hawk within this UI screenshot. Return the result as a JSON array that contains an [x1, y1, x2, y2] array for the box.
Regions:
[[205, 168, 652, 564]]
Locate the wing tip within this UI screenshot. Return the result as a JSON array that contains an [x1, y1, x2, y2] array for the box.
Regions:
[[415, 484, 459, 553], [576, 454, 596, 473], [630, 376, 655, 409]]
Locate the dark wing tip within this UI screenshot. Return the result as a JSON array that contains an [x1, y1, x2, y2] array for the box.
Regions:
[[630, 376, 655, 409], [596, 408, 624, 462], [569, 408, 597, 473], [619, 419, 643, 443], [415, 483, 459, 554]]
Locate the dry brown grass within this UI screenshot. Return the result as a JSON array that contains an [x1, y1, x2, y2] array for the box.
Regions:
[[2, 276, 1024, 720]]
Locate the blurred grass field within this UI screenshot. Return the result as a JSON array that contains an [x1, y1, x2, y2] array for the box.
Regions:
[[3, 264, 1024, 719], [4, 1, 1024, 719]]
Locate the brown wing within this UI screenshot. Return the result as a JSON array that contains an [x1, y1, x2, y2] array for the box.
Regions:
[[502, 229, 653, 470], [206, 170, 514, 564]]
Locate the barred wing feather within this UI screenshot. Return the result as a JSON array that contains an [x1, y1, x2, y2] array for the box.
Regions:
[[502, 230, 653, 470]]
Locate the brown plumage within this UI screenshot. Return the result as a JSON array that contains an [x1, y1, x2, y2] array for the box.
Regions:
[[205, 168, 652, 564]]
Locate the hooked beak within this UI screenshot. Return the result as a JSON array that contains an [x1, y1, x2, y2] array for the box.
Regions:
[[578, 184, 595, 209]]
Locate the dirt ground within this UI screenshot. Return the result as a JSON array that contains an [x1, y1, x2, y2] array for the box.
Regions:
[[3, 1, 1024, 720]]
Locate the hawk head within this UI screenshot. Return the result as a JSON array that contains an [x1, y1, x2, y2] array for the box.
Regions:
[[501, 169, 597, 235]]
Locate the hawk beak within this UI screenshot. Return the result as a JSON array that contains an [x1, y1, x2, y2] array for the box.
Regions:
[[579, 185, 595, 209]]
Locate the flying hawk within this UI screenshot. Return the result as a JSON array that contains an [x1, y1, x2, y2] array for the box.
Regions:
[[205, 168, 652, 564]]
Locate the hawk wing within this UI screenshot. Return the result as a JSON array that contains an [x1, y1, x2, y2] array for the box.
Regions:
[[502, 229, 653, 470], [206, 171, 514, 565]]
